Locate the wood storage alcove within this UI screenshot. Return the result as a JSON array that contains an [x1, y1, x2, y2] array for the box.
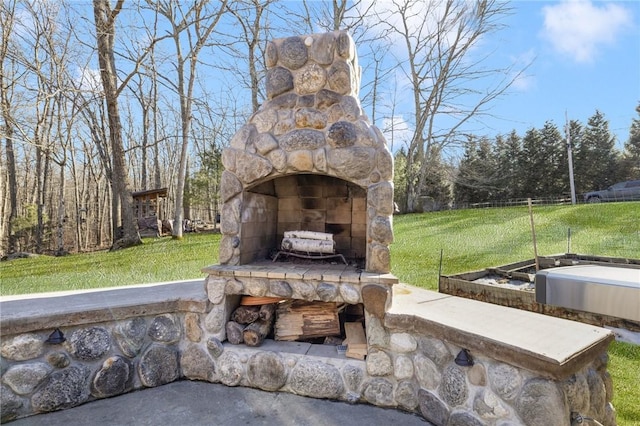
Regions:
[[224, 295, 368, 360]]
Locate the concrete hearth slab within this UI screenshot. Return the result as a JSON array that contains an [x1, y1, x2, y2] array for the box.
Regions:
[[386, 283, 614, 379], [8, 380, 430, 426]]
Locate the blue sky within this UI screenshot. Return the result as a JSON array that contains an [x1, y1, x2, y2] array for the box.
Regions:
[[483, 0, 640, 149]]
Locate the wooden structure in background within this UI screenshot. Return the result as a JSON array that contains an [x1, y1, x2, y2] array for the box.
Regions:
[[132, 188, 168, 237]]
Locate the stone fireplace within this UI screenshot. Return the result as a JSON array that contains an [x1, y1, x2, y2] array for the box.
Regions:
[[218, 30, 394, 273]]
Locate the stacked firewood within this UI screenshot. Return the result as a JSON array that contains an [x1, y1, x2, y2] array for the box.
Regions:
[[226, 297, 281, 347]]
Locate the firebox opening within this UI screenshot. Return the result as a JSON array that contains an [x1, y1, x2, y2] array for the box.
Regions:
[[240, 174, 366, 266]]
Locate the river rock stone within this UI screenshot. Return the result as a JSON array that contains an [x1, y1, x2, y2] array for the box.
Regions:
[[217, 351, 244, 387], [243, 277, 268, 297], [468, 363, 487, 386], [46, 351, 70, 368], [587, 368, 606, 419], [310, 32, 335, 65], [418, 388, 450, 426], [207, 277, 228, 304], [448, 411, 485, 426], [138, 345, 179, 387], [366, 349, 392, 377], [365, 314, 389, 348], [279, 36, 307, 70], [181, 344, 216, 382], [294, 63, 326, 95], [287, 149, 314, 171], [340, 96, 361, 121], [185, 312, 202, 343], [327, 121, 357, 148], [395, 380, 418, 410], [562, 372, 589, 413], [252, 108, 278, 134], [316, 282, 338, 301], [316, 89, 341, 109], [368, 243, 390, 273], [515, 378, 568, 426], [91, 356, 133, 398], [220, 171, 243, 203], [234, 151, 273, 184], [368, 181, 394, 216], [3, 362, 51, 395], [279, 129, 325, 151], [68, 327, 110, 361], [394, 355, 414, 380], [370, 216, 393, 244], [266, 66, 294, 99], [225, 278, 244, 295], [327, 60, 352, 95], [255, 132, 279, 155], [288, 279, 316, 300], [414, 353, 441, 390], [418, 337, 452, 367], [289, 359, 343, 398], [206, 337, 225, 358], [362, 377, 394, 407], [270, 280, 293, 297], [1, 384, 23, 423], [229, 124, 256, 151], [339, 283, 360, 304], [376, 148, 393, 180], [473, 389, 509, 420], [295, 107, 327, 129], [489, 363, 522, 401], [247, 351, 287, 391], [327, 147, 374, 179], [114, 317, 147, 358], [148, 314, 181, 343], [390, 332, 417, 353], [361, 284, 388, 319], [31, 365, 90, 413], [440, 365, 468, 407], [1, 334, 43, 361], [342, 363, 364, 392], [336, 32, 353, 59]]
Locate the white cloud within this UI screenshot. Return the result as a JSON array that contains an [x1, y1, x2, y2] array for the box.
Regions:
[[541, 0, 633, 63], [381, 115, 413, 153]]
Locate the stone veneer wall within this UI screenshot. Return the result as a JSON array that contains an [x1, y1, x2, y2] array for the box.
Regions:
[[1, 281, 616, 425], [219, 30, 394, 273]]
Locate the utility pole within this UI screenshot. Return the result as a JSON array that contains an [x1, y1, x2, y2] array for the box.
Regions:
[[566, 111, 576, 204]]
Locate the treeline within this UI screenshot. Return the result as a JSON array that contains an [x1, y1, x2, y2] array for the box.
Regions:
[[393, 108, 640, 211]]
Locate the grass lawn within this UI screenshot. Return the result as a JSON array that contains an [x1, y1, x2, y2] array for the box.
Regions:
[[1, 202, 639, 424]]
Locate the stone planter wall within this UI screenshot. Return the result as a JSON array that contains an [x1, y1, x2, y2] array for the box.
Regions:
[[1, 280, 616, 425]]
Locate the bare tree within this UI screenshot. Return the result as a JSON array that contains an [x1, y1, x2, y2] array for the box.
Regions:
[[93, 0, 142, 249], [0, 0, 19, 255], [375, 0, 524, 212], [148, 0, 227, 239]]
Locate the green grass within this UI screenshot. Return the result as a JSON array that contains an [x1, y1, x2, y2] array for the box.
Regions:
[[1, 202, 639, 424], [0, 233, 220, 295]]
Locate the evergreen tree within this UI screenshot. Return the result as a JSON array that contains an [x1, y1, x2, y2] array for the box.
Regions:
[[620, 102, 640, 179], [519, 127, 545, 197], [454, 136, 496, 204], [493, 131, 522, 199], [539, 121, 567, 196], [574, 111, 619, 192]]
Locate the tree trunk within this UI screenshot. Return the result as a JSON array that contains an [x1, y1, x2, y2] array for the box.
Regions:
[[93, 0, 141, 250]]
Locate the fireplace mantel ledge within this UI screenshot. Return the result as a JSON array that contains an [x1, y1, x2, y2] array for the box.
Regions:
[[385, 283, 614, 380], [0, 279, 208, 336]]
